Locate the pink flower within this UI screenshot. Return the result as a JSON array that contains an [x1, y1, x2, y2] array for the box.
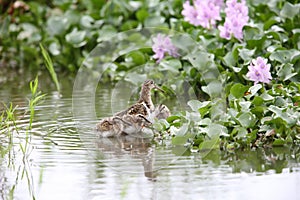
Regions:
[[182, 0, 223, 29], [246, 57, 272, 84], [218, 0, 249, 40], [152, 34, 179, 63], [182, 1, 200, 26]]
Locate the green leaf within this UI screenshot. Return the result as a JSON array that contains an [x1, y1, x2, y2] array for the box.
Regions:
[[238, 48, 255, 62], [187, 51, 215, 71], [172, 135, 189, 145], [144, 16, 167, 28], [252, 96, 264, 106], [199, 135, 220, 150], [167, 115, 181, 123], [46, 16, 69, 36], [248, 84, 262, 97], [170, 124, 189, 136], [269, 49, 300, 64], [80, 15, 95, 28], [273, 138, 286, 146], [201, 81, 223, 98], [223, 51, 236, 67], [49, 42, 60, 56], [124, 72, 147, 85], [65, 28, 87, 48], [251, 106, 265, 119], [125, 51, 145, 65], [136, 9, 149, 22], [230, 83, 249, 99], [237, 112, 256, 128], [207, 123, 228, 137], [280, 2, 300, 20], [159, 59, 182, 73], [277, 63, 298, 81], [187, 100, 202, 112]]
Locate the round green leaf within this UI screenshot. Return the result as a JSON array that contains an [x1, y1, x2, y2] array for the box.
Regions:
[[230, 83, 249, 99]]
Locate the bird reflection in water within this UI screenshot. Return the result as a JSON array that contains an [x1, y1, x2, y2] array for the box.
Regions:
[[95, 135, 158, 181]]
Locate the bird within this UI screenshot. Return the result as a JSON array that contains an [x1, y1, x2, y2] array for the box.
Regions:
[[114, 79, 164, 118], [96, 114, 152, 137], [152, 104, 171, 120], [96, 80, 170, 137]]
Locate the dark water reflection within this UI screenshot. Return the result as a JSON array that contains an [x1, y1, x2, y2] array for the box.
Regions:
[[0, 78, 300, 200]]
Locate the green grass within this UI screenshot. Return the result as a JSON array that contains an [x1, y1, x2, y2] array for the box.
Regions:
[[40, 43, 60, 92]]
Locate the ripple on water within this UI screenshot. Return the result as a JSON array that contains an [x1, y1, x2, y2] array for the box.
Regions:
[[1, 90, 300, 200]]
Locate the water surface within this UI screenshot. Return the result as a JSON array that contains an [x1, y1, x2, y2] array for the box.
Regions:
[[0, 77, 299, 200]]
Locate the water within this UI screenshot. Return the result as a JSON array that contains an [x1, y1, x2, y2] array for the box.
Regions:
[[0, 76, 300, 200]]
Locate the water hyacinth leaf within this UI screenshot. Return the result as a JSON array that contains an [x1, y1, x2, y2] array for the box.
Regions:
[[97, 25, 117, 42], [187, 51, 214, 71], [47, 16, 69, 36], [243, 25, 263, 41], [65, 29, 87, 48], [136, 9, 149, 22], [171, 135, 189, 145], [235, 127, 248, 138], [207, 123, 228, 137], [274, 96, 286, 107], [269, 49, 300, 64], [187, 100, 209, 112], [159, 59, 182, 73], [277, 63, 298, 81], [251, 106, 265, 119], [125, 51, 145, 65], [251, 96, 264, 106], [167, 115, 181, 123], [238, 48, 255, 62], [124, 72, 147, 85], [199, 135, 220, 151], [230, 83, 249, 99], [237, 112, 256, 128], [49, 42, 60, 56], [280, 2, 300, 20], [144, 16, 167, 28], [223, 51, 237, 67], [248, 84, 262, 97], [80, 15, 95, 28], [121, 20, 139, 31], [273, 138, 286, 146], [261, 91, 274, 101], [186, 111, 201, 122], [201, 81, 223, 98], [268, 105, 297, 126], [174, 124, 189, 136]]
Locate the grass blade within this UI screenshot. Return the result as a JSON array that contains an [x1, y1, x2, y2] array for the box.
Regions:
[[39, 43, 60, 92]]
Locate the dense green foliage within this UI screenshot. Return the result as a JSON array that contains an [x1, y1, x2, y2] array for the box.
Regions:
[[1, 0, 300, 150]]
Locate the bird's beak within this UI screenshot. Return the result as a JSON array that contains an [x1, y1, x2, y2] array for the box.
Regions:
[[154, 84, 165, 93]]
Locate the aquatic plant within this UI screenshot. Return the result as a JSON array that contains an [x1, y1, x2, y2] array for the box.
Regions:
[[0, 76, 46, 199], [1, 0, 300, 151]]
